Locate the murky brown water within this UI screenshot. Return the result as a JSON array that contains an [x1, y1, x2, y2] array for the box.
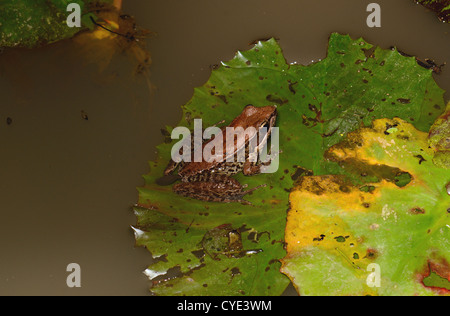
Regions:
[[0, 0, 448, 295]]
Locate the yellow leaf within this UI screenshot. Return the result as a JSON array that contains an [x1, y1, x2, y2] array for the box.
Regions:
[[282, 118, 450, 296]]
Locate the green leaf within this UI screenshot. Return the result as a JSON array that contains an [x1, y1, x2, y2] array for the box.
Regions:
[[282, 118, 450, 296], [0, 0, 113, 48], [134, 33, 445, 295]]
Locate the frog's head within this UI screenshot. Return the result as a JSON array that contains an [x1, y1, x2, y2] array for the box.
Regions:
[[238, 104, 277, 131]]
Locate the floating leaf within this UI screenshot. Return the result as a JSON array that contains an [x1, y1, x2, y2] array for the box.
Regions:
[[134, 33, 445, 295], [281, 118, 450, 296], [0, 0, 113, 48]]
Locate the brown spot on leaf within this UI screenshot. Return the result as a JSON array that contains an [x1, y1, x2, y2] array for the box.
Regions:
[[365, 248, 378, 260], [414, 155, 427, 165], [266, 94, 288, 106], [313, 234, 326, 242], [291, 166, 314, 182], [288, 80, 298, 94], [410, 207, 426, 215], [397, 98, 411, 104], [231, 267, 241, 277], [216, 94, 228, 104]]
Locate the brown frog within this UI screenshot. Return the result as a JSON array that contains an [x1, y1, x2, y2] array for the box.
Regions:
[[162, 105, 278, 203]]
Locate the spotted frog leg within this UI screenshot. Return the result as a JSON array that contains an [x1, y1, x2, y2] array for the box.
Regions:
[[172, 173, 266, 204]]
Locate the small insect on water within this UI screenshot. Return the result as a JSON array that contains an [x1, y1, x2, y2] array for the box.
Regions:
[[160, 105, 278, 204], [80, 110, 89, 121]]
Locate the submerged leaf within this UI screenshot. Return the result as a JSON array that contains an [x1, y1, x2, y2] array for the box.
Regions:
[[281, 118, 450, 296], [72, 10, 152, 75], [134, 34, 445, 295]]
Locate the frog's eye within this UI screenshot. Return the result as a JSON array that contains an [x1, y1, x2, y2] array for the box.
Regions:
[[260, 119, 270, 128], [243, 105, 258, 116], [244, 104, 256, 111]]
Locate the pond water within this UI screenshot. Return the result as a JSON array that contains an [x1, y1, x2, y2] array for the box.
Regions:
[[0, 0, 448, 295]]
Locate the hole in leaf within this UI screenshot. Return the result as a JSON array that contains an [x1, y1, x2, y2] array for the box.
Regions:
[[423, 272, 450, 291], [394, 172, 412, 188], [360, 185, 376, 193]]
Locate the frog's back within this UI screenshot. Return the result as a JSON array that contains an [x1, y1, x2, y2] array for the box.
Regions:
[[179, 159, 245, 181], [178, 160, 218, 179]]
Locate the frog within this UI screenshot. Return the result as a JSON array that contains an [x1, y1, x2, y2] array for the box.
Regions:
[[162, 105, 278, 203]]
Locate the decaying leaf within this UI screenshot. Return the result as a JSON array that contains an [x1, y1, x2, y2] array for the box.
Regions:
[[416, 0, 450, 23], [281, 118, 450, 296], [72, 4, 152, 74], [429, 102, 450, 168]]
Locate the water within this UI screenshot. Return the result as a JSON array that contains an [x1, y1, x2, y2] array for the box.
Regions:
[[0, 0, 448, 295]]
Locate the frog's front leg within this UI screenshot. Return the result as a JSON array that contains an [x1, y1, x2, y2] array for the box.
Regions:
[[243, 149, 282, 176], [243, 161, 262, 176], [242, 156, 278, 176], [173, 175, 263, 204]]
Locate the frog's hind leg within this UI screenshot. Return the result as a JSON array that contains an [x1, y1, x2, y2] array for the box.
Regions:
[[172, 176, 265, 204], [242, 160, 273, 176], [242, 161, 262, 176], [164, 159, 185, 176], [158, 160, 183, 186]]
